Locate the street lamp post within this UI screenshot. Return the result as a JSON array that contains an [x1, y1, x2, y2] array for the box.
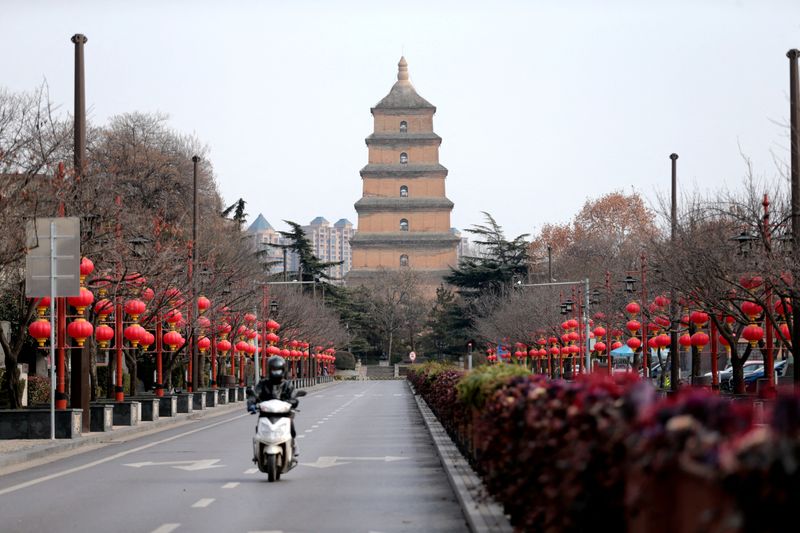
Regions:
[[788, 49, 800, 386]]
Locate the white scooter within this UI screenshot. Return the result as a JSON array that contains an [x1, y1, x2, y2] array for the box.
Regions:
[[251, 389, 306, 482]]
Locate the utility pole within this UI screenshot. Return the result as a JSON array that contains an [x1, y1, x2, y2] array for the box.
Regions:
[[191, 155, 200, 390], [669, 153, 680, 392], [788, 49, 800, 386], [70, 33, 90, 431]]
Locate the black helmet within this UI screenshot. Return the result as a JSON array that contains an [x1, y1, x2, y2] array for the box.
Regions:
[[268, 356, 287, 383]]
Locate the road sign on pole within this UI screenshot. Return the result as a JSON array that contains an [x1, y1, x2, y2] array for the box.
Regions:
[[24, 217, 80, 440], [25, 217, 81, 298]]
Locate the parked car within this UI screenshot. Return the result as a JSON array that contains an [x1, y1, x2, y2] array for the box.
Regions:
[[742, 360, 788, 392], [706, 360, 763, 385]]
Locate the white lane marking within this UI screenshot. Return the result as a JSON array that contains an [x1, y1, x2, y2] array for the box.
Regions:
[[312, 425, 319, 428], [124, 459, 224, 471], [297, 435, 305, 439], [151, 524, 181, 533], [192, 498, 215, 508], [244, 468, 258, 474], [304, 429, 313, 433], [0, 413, 250, 497], [222, 482, 240, 489], [393, 394, 402, 397]]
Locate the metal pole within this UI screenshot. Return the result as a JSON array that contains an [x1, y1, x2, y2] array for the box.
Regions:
[[49, 221, 56, 440], [191, 155, 200, 391], [788, 49, 800, 386], [764, 194, 775, 388], [669, 153, 680, 391], [547, 245, 552, 282], [584, 278, 591, 372], [254, 307, 260, 383], [155, 315, 163, 397]]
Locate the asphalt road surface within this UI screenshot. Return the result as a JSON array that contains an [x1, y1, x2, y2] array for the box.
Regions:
[[0, 381, 467, 533]]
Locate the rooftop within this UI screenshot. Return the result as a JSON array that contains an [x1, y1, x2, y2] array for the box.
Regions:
[[373, 57, 435, 111], [246, 213, 274, 233]]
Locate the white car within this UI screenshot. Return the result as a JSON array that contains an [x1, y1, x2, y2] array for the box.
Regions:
[[704, 360, 763, 382]]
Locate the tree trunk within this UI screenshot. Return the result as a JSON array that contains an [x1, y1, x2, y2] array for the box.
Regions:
[[1, 296, 38, 408], [387, 330, 393, 364]]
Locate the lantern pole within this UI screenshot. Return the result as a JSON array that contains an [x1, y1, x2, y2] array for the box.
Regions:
[[155, 313, 163, 397], [640, 253, 649, 378], [115, 299, 124, 402], [763, 194, 775, 389], [710, 319, 719, 390], [788, 48, 800, 388], [49, 221, 56, 438], [669, 153, 681, 392]]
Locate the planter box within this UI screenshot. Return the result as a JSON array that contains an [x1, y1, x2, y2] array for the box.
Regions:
[[0, 409, 82, 439], [176, 393, 194, 414], [158, 395, 178, 417], [90, 404, 114, 432], [204, 389, 218, 407], [216, 389, 228, 405], [128, 397, 160, 422], [94, 401, 140, 426], [192, 391, 206, 411]]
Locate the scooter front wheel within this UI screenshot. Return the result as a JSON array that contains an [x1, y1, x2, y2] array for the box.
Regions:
[[266, 453, 279, 482]]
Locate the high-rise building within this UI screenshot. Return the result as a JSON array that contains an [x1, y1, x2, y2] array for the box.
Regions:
[[348, 57, 459, 287], [303, 217, 356, 283], [247, 214, 356, 282]]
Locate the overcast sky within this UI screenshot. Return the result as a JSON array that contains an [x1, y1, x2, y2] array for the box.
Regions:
[[5, 0, 800, 238]]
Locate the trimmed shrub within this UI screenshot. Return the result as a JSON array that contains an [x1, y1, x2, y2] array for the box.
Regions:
[[334, 351, 356, 370], [27, 375, 51, 405]]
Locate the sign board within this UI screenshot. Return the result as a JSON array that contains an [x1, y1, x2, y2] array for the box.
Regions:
[[409, 351, 416, 362], [25, 217, 81, 298]]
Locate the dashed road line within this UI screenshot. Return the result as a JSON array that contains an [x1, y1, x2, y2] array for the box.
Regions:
[[244, 468, 258, 474], [222, 482, 239, 489], [192, 498, 215, 508], [151, 524, 180, 533]]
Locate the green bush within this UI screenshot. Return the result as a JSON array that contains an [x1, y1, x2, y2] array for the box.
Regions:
[[334, 351, 356, 370], [456, 363, 530, 409], [27, 375, 51, 405]]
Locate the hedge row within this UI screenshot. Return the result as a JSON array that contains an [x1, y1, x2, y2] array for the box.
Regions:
[[408, 364, 800, 533]]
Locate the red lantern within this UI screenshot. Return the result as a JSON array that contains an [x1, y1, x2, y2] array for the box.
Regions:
[[626, 301, 641, 315], [246, 329, 257, 340], [80, 256, 95, 279], [689, 311, 709, 326], [594, 342, 607, 353], [197, 316, 211, 330], [216, 322, 232, 337], [741, 325, 764, 347], [280, 348, 290, 358], [654, 333, 670, 348], [718, 335, 730, 347], [567, 319, 578, 329], [266, 332, 280, 344], [611, 341, 623, 351], [528, 349, 537, 357], [561, 320, 571, 331], [95, 324, 114, 348], [266, 319, 280, 331], [35, 297, 51, 317], [779, 323, 791, 341], [244, 313, 257, 324], [648, 337, 658, 350], [165, 309, 183, 329], [94, 298, 114, 320], [124, 273, 146, 287], [568, 331, 579, 342], [741, 301, 763, 321], [141, 287, 155, 302], [164, 330, 183, 350], [235, 340, 250, 353], [739, 275, 763, 289], [197, 296, 211, 314], [654, 295, 669, 308], [165, 288, 181, 302], [538, 348, 547, 357], [124, 299, 147, 321], [29, 319, 51, 347], [626, 337, 642, 350], [246, 343, 257, 355], [268, 345, 281, 356], [67, 319, 93, 347], [655, 316, 671, 328], [775, 300, 792, 316], [198, 336, 212, 353], [67, 287, 95, 314], [549, 347, 559, 356], [124, 324, 145, 347], [593, 327, 606, 338], [216, 338, 232, 354], [679, 334, 692, 348], [140, 331, 155, 349], [626, 320, 641, 333], [690, 331, 710, 348]]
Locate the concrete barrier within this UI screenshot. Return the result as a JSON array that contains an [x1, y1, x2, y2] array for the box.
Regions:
[[94, 401, 140, 426], [192, 391, 207, 411], [237, 387, 245, 401], [128, 397, 160, 422], [228, 388, 237, 403], [158, 395, 178, 417], [0, 409, 83, 439], [176, 394, 194, 414], [216, 389, 228, 405], [90, 404, 114, 432], [204, 389, 218, 407]]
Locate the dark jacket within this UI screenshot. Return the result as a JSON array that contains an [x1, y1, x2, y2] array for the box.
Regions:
[[249, 379, 297, 406]]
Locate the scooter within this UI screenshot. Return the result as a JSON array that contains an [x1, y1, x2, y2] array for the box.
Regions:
[[250, 389, 306, 482]]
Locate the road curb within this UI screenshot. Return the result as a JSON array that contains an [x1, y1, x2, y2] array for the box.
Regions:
[[0, 381, 339, 469], [409, 382, 513, 533]]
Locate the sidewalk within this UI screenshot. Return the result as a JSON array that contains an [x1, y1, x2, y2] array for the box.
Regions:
[[0, 380, 339, 470]]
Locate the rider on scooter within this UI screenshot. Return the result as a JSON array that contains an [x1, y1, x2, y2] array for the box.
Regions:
[[246, 356, 299, 457]]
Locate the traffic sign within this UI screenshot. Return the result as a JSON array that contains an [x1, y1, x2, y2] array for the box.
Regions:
[[25, 217, 81, 298]]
